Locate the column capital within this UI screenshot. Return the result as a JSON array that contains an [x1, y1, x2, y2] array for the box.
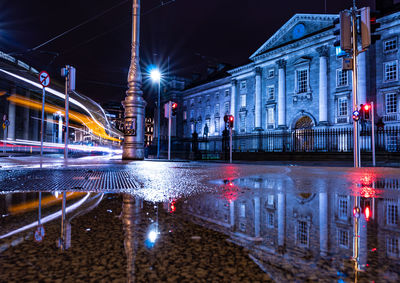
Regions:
[[255, 67, 262, 76], [316, 45, 329, 57], [276, 59, 286, 69]]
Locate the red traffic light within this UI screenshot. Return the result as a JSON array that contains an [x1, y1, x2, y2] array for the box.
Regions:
[[365, 206, 371, 221], [229, 116, 234, 122], [172, 102, 177, 109], [364, 104, 371, 111]]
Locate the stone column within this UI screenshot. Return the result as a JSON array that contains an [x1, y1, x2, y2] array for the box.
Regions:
[[230, 80, 237, 129], [254, 196, 260, 237], [317, 46, 329, 125], [7, 88, 16, 140], [255, 67, 262, 130], [357, 51, 367, 105], [276, 59, 286, 128], [277, 179, 285, 250], [319, 185, 328, 256], [230, 200, 235, 230], [23, 90, 30, 140]]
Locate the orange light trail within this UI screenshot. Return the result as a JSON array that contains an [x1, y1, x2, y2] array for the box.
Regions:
[[9, 192, 86, 215], [7, 94, 121, 142]]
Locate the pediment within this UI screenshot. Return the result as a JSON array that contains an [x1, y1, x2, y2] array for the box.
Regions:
[[293, 56, 312, 66], [250, 14, 338, 59]]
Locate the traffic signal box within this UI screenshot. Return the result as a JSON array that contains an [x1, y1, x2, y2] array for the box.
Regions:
[[223, 115, 234, 128], [334, 7, 380, 54], [172, 102, 177, 116]]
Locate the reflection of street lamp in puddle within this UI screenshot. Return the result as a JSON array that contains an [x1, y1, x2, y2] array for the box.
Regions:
[[145, 205, 159, 248]]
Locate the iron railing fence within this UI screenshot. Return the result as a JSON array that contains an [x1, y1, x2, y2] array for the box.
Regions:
[[172, 125, 400, 155]]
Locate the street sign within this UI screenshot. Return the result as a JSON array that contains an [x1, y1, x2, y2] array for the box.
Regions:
[[4, 120, 9, 127], [39, 71, 51, 88], [2, 114, 6, 121], [2, 123, 5, 129]]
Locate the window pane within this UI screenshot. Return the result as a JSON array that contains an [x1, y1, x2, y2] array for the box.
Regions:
[[386, 93, 397, 114], [297, 69, 308, 93], [384, 61, 398, 81]]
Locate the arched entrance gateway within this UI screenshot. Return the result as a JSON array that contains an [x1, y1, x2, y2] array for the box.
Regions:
[[293, 116, 314, 152]]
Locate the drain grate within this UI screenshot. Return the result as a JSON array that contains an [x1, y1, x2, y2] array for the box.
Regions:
[[0, 168, 139, 192]]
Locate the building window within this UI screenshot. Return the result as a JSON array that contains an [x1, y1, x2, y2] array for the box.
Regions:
[[384, 61, 398, 82], [337, 69, 349, 87], [205, 119, 210, 133], [338, 229, 349, 248], [267, 107, 275, 128], [338, 97, 348, 117], [215, 92, 219, 100], [338, 195, 348, 220], [267, 213, 274, 228], [197, 122, 202, 134], [387, 237, 400, 257], [206, 95, 210, 102], [387, 201, 399, 225], [190, 99, 194, 106], [224, 102, 230, 114], [225, 89, 230, 97], [267, 194, 274, 206], [240, 94, 246, 107], [190, 110, 194, 119], [191, 123, 194, 134], [240, 115, 246, 132], [296, 220, 309, 247], [240, 203, 246, 217], [206, 105, 211, 115], [183, 111, 187, 120], [267, 86, 275, 100], [214, 103, 220, 116], [198, 96, 202, 103], [386, 93, 397, 114], [384, 38, 397, 52], [296, 68, 308, 93], [240, 81, 247, 91], [215, 118, 220, 134], [268, 69, 274, 78]]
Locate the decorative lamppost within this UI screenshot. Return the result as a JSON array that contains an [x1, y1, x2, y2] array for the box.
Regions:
[[150, 68, 161, 159], [122, 0, 147, 160]]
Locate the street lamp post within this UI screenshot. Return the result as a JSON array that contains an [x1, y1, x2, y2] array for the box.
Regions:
[[150, 69, 161, 159], [122, 0, 147, 160]]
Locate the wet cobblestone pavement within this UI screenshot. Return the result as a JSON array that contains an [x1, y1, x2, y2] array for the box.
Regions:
[[1, 161, 400, 282]]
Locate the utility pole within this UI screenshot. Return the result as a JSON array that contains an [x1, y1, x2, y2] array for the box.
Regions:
[[351, 5, 360, 168]]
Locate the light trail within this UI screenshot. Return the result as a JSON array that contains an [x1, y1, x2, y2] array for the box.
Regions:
[[0, 193, 91, 240], [0, 68, 123, 141]]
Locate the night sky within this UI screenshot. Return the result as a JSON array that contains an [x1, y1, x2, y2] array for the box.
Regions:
[[1, 0, 375, 104]]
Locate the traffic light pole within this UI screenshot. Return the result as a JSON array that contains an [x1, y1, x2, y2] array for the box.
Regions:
[[168, 101, 172, 161], [351, 7, 360, 168], [371, 101, 376, 166], [229, 127, 232, 164]]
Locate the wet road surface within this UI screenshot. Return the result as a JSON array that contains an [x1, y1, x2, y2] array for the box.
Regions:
[[1, 161, 400, 282]]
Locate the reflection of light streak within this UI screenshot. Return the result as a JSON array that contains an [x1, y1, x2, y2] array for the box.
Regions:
[[7, 94, 121, 142], [0, 193, 90, 240], [9, 192, 85, 215]]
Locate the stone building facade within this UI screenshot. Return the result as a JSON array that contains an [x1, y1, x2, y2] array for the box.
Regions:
[[160, 12, 400, 151]]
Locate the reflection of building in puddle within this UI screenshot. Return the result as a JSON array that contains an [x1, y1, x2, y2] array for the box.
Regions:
[[184, 175, 400, 281]]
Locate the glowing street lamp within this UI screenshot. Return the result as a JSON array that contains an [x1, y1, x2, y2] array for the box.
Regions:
[[150, 68, 162, 159]]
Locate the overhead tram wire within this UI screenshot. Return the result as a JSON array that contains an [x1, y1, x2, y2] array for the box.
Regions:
[[60, 0, 177, 57], [29, 0, 131, 52]]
